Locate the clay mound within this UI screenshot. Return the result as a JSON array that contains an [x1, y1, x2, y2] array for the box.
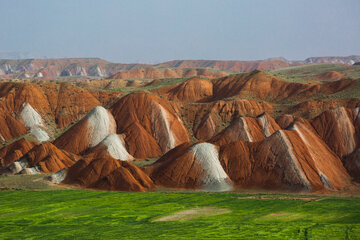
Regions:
[[210, 117, 265, 145], [160, 77, 213, 102], [63, 157, 155, 192], [210, 113, 280, 146], [315, 71, 346, 81], [146, 142, 233, 191], [220, 125, 351, 192], [0, 108, 27, 142], [7, 142, 80, 174], [193, 100, 274, 140], [85, 134, 134, 161], [0, 138, 38, 166], [54, 106, 116, 154], [311, 107, 358, 157], [110, 91, 190, 158]]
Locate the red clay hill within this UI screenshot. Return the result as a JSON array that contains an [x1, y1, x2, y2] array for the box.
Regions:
[[1, 66, 360, 193]]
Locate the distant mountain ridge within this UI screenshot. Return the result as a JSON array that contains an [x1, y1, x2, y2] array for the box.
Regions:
[[0, 56, 359, 79], [304, 55, 360, 65]]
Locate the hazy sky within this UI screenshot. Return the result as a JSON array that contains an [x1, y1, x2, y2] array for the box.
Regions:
[[0, 0, 359, 63]]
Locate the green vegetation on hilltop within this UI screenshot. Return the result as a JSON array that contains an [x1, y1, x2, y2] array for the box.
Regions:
[[270, 63, 360, 82], [0, 190, 359, 239], [109, 77, 193, 93]]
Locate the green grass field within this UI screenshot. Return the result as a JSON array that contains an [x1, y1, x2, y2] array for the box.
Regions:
[[0, 190, 359, 239]]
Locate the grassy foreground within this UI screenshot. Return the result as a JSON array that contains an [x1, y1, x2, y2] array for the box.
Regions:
[[0, 191, 359, 239]]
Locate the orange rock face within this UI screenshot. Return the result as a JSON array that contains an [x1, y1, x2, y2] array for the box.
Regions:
[[0, 138, 38, 166], [0, 108, 27, 141], [22, 142, 80, 173], [110, 91, 190, 158], [311, 107, 359, 157]]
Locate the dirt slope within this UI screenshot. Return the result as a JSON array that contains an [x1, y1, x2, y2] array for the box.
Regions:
[[63, 157, 155, 192]]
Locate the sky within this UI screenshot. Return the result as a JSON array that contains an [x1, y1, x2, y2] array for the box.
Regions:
[[0, 0, 359, 63]]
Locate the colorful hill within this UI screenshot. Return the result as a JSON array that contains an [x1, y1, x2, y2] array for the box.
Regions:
[[0, 64, 359, 194]]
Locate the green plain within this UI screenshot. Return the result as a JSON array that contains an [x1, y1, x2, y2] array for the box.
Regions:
[[0, 190, 359, 239]]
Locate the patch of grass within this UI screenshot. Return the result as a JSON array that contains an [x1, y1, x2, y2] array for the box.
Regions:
[[108, 77, 196, 94], [270, 64, 360, 82], [131, 157, 160, 167], [0, 190, 359, 239]]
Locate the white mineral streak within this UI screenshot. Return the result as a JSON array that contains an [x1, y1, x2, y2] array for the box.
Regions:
[[49, 169, 67, 184], [31, 128, 50, 142], [292, 123, 332, 189], [191, 142, 232, 192], [332, 107, 356, 154], [277, 130, 311, 191], [20, 103, 43, 128], [101, 134, 133, 161], [258, 114, 271, 137], [20, 167, 40, 175], [240, 118, 253, 142], [86, 106, 116, 147], [151, 102, 176, 152], [20, 103, 50, 142], [7, 158, 28, 174], [354, 107, 360, 126]]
